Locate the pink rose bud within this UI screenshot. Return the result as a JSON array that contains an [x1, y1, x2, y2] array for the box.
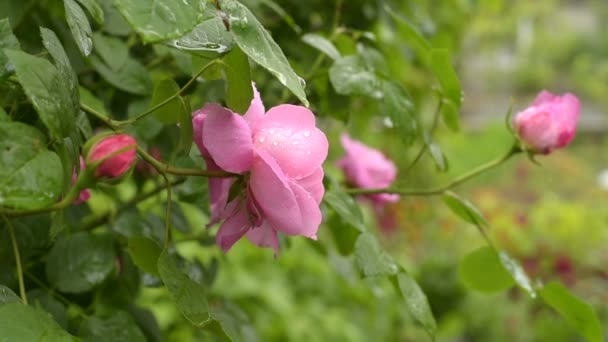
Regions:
[[72, 156, 90, 204], [337, 134, 399, 206], [86, 134, 137, 179], [513, 91, 580, 154]]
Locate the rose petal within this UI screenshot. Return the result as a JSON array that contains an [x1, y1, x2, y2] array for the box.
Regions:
[[215, 201, 251, 252], [246, 221, 279, 255], [253, 104, 328, 178], [206, 158, 236, 227], [243, 82, 265, 129], [532, 90, 557, 106], [203, 103, 254, 173], [294, 166, 325, 204], [192, 110, 210, 157], [250, 149, 302, 232], [286, 180, 322, 238]]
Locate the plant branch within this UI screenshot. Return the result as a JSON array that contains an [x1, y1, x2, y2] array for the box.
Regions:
[[137, 147, 234, 178], [345, 143, 521, 196], [3, 216, 27, 304], [402, 99, 443, 176], [161, 173, 173, 248]]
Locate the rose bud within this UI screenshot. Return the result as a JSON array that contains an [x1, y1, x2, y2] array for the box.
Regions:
[[513, 91, 580, 154], [85, 134, 137, 180]]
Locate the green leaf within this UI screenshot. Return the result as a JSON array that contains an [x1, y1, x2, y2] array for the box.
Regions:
[[76, 0, 104, 24], [439, 98, 460, 131], [0, 122, 63, 209], [27, 289, 68, 329], [222, 0, 308, 106], [302, 33, 341, 60], [207, 301, 258, 341], [149, 78, 184, 124], [423, 133, 448, 171], [442, 191, 488, 228], [90, 54, 152, 95], [78, 311, 146, 342], [392, 272, 437, 338], [430, 49, 462, 131], [539, 282, 603, 342], [0, 107, 8, 121], [0, 285, 19, 304], [79, 86, 109, 116], [177, 97, 193, 154], [385, 8, 431, 57], [114, 0, 208, 43], [459, 246, 515, 293], [64, 0, 93, 56], [327, 214, 361, 256], [91, 32, 129, 70], [158, 250, 211, 326], [46, 232, 115, 293], [168, 16, 234, 57], [128, 236, 162, 276], [0, 18, 20, 78], [499, 251, 536, 296], [224, 47, 253, 114], [0, 302, 75, 341], [324, 189, 365, 232], [383, 81, 418, 146], [5, 50, 76, 138], [329, 55, 382, 98], [354, 233, 399, 277]]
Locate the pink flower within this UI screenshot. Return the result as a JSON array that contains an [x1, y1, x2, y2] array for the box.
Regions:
[[72, 156, 90, 204], [337, 134, 399, 206], [513, 91, 580, 154], [86, 134, 137, 179], [192, 84, 328, 253]]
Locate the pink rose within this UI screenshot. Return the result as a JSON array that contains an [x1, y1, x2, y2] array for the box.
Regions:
[[193, 84, 328, 253], [337, 134, 399, 206], [72, 156, 90, 204], [513, 91, 580, 154], [86, 134, 137, 179]]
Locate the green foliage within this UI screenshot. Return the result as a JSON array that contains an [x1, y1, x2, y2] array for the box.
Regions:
[[459, 246, 515, 293]]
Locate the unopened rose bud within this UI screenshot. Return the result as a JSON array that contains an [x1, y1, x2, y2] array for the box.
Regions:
[[85, 134, 137, 180], [513, 91, 580, 154]]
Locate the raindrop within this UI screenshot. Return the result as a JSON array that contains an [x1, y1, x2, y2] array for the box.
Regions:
[[303, 130, 311, 137], [272, 141, 278, 146], [298, 77, 307, 89]]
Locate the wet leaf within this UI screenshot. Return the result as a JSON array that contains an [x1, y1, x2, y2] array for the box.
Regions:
[[167, 15, 234, 58], [0, 285, 19, 304], [383, 81, 418, 146], [443, 191, 488, 228], [75, 0, 104, 24], [392, 272, 437, 338], [90, 54, 152, 95], [0, 18, 20, 78], [78, 311, 146, 342], [302, 33, 340, 60], [354, 233, 399, 277], [64, 0, 93, 56], [0, 302, 75, 341], [329, 55, 382, 98], [459, 246, 514, 293]]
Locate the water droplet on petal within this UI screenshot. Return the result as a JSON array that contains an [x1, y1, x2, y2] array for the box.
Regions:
[[303, 130, 311, 137], [272, 141, 278, 146], [259, 137, 265, 143]]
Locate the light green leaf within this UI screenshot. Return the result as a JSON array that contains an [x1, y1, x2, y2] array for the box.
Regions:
[[499, 251, 536, 296], [442, 191, 488, 228], [324, 189, 365, 233], [168, 16, 234, 57], [76, 0, 104, 24], [207, 301, 259, 341], [540, 281, 603, 342], [354, 233, 399, 277], [5, 50, 76, 139], [0, 302, 75, 341], [329, 55, 383, 98], [385, 8, 431, 56], [392, 272, 437, 338], [0, 107, 9, 121], [149, 78, 183, 124], [46, 232, 115, 293], [430, 49, 462, 131], [158, 250, 211, 326], [302, 33, 341, 60], [128, 236, 161, 276], [90, 54, 152, 95], [64, 0, 93, 56], [459, 246, 515, 293], [0, 18, 20, 78], [114, 0, 208, 43], [224, 46, 253, 114], [0, 122, 63, 209], [439, 98, 460, 131], [0, 285, 19, 304], [78, 311, 146, 342], [423, 133, 448, 171], [383, 81, 418, 146], [79, 86, 108, 116], [177, 97, 193, 154], [222, 0, 308, 106]]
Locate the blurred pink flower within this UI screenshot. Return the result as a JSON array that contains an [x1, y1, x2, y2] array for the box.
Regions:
[[337, 134, 399, 206], [72, 156, 90, 205], [193, 84, 328, 253], [514, 91, 580, 154], [86, 134, 137, 179]]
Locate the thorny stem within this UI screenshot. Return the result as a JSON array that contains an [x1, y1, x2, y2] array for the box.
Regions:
[[3, 216, 27, 304]]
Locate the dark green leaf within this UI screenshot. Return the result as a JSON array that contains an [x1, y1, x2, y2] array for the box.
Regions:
[[27, 289, 68, 329], [76, 0, 104, 24], [0, 122, 63, 209], [79, 87, 109, 116], [50, 210, 67, 240], [76, 110, 93, 139], [0, 302, 75, 341], [46, 232, 116, 293], [383, 81, 418, 146], [128, 236, 162, 276], [224, 46, 253, 114], [208, 301, 259, 341], [177, 96, 193, 154], [0, 285, 19, 304], [0, 18, 20, 78], [91, 32, 129, 70], [40, 28, 79, 111], [459, 246, 514, 293], [539, 282, 603, 342], [149, 78, 183, 123], [158, 250, 211, 326], [5, 50, 76, 138], [442, 191, 488, 228], [327, 214, 361, 256], [222, 0, 308, 106], [78, 311, 146, 342], [0, 107, 8, 121], [99, 0, 131, 36], [324, 189, 365, 232], [302, 33, 340, 60], [430, 49, 462, 130], [392, 272, 437, 338], [64, 0, 93, 56], [90, 54, 152, 95], [329, 55, 382, 98], [168, 16, 234, 57], [114, 0, 208, 43], [354, 233, 399, 277]]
